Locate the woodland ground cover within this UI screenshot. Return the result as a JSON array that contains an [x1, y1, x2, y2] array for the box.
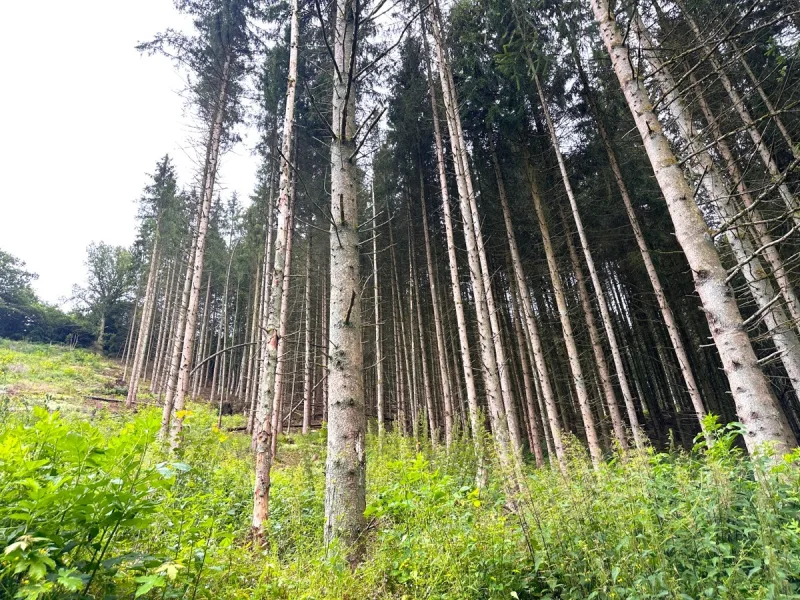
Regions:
[[1, 341, 800, 599]]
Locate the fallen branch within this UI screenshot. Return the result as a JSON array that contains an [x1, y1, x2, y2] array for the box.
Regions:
[[84, 395, 122, 403]]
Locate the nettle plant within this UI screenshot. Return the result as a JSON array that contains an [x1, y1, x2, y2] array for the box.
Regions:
[[0, 407, 195, 599]]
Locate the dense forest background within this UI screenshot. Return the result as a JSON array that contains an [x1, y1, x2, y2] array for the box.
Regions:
[[3, 0, 800, 596]]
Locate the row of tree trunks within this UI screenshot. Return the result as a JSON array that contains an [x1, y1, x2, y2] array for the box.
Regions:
[[590, 0, 797, 457]]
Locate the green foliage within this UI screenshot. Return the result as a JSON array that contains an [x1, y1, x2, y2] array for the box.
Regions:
[[0, 407, 167, 599], [0, 402, 253, 599], [72, 242, 136, 352], [3, 344, 800, 599], [0, 250, 94, 346]]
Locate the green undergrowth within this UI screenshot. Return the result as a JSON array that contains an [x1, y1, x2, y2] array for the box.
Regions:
[[0, 340, 120, 402], [1, 342, 800, 599]]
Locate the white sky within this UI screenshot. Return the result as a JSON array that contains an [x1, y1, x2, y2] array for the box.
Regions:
[[0, 0, 259, 305]]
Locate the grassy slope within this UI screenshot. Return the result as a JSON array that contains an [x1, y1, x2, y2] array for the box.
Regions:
[[0, 340, 120, 402], [1, 341, 800, 599]]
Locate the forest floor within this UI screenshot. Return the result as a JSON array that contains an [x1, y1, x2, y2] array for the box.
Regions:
[[2, 339, 800, 599]]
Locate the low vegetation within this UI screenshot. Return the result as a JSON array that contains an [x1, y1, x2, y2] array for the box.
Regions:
[[1, 342, 799, 599]]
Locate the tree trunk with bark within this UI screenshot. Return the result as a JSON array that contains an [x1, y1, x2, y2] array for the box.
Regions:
[[126, 228, 161, 407], [590, 0, 796, 457], [324, 0, 366, 562], [169, 54, 232, 449], [251, 0, 300, 543]]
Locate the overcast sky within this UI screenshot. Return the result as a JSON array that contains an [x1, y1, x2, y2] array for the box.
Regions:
[[0, 0, 259, 305]]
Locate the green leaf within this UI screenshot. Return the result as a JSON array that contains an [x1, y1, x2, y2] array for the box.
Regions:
[[134, 575, 165, 597], [56, 568, 84, 591], [14, 582, 52, 600]]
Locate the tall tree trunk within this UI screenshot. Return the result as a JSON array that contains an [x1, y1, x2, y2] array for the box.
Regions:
[[409, 214, 437, 443], [389, 223, 413, 437], [590, 0, 796, 456], [126, 230, 161, 407], [271, 199, 296, 457], [567, 42, 709, 430], [302, 232, 314, 435], [526, 163, 602, 466], [635, 16, 800, 415], [169, 54, 232, 448], [420, 16, 482, 458], [151, 261, 175, 393], [217, 244, 236, 426], [372, 185, 385, 438], [407, 251, 420, 437], [193, 276, 213, 399], [158, 265, 183, 394], [122, 284, 141, 379], [428, 0, 520, 483], [507, 275, 545, 467], [531, 69, 644, 450], [320, 269, 329, 424], [391, 279, 408, 435], [492, 149, 567, 471], [324, 0, 366, 561], [251, 0, 300, 542], [561, 211, 629, 448], [160, 227, 197, 439], [418, 168, 454, 447], [249, 157, 279, 435]]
